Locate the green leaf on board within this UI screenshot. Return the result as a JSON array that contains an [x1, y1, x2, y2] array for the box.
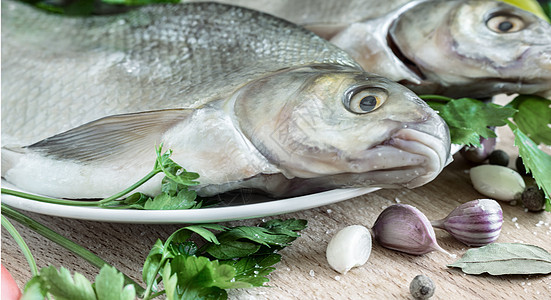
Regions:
[[448, 243, 551, 275], [508, 95, 551, 145], [424, 97, 516, 146]]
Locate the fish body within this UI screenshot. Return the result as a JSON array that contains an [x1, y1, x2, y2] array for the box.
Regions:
[[190, 0, 551, 98], [1, 1, 450, 199]]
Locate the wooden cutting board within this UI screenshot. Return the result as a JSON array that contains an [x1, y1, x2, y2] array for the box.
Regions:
[[2, 97, 551, 299]]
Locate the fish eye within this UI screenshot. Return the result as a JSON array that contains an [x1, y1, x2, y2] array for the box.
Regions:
[[486, 14, 525, 33], [344, 87, 388, 114]]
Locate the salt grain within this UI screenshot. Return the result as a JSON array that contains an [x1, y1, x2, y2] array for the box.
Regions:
[[327, 209, 333, 214], [512, 217, 518, 222], [335, 276, 341, 281], [309, 270, 315, 277], [394, 197, 401, 203]]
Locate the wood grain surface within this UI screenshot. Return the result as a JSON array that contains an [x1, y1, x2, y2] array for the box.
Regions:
[[2, 96, 551, 299]]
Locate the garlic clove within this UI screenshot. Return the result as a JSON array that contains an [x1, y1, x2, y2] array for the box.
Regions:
[[372, 204, 447, 255], [431, 199, 503, 247], [326, 225, 372, 274], [469, 165, 525, 201]]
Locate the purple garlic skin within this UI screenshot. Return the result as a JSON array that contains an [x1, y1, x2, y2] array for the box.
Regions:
[[460, 136, 496, 163], [431, 199, 502, 247], [372, 204, 446, 255]]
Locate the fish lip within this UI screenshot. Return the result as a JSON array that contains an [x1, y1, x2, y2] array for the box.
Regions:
[[383, 127, 449, 188]]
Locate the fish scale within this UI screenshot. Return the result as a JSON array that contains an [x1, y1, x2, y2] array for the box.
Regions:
[[1, 0, 360, 145]]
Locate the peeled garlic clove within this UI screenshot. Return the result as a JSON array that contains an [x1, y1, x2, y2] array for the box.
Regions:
[[470, 165, 525, 201], [326, 225, 372, 274], [431, 199, 502, 246], [372, 204, 446, 255]]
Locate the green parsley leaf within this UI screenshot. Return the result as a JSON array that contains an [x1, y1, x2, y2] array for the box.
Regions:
[[512, 128, 551, 210], [37, 266, 96, 300], [221, 254, 281, 287], [94, 265, 136, 300], [508, 95, 551, 145], [425, 97, 516, 146], [155, 146, 200, 187], [162, 255, 250, 300], [21, 277, 47, 300], [261, 218, 307, 238], [206, 219, 307, 259], [143, 190, 197, 210], [22, 265, 135, 300]]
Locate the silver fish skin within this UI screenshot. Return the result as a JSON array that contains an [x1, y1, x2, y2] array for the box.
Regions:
[[1, 1, 450, 199], [1, 0, 360, 145], [191, 0, 551, 98]]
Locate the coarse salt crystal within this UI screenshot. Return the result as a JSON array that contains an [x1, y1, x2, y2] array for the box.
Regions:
[[309, 270, 315, 277], [327, 209, 333, 213], [335, 276, 341, 281], [512, 217, 518, 222]]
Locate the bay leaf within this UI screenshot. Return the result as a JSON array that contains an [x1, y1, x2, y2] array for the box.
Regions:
[[447, 243, 551, 275]]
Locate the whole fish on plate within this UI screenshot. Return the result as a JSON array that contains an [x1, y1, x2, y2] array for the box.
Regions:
[[1, 0, 450, 199], [188, 0, 551, 98]]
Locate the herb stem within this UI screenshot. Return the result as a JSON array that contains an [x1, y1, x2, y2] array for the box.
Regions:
[[1, 188, 99, 206], [98, 169, 160, 206], [419, 94, 454, 102], [0, 204, 145, 295], [148, 290, 166, 299], [1, 214, 39, 276]]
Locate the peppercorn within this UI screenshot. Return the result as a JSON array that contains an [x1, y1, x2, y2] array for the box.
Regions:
[[522, 186, 545, 212], [488, 150, 509, 167], [409, 274, 435, 299], [515, 156, 529, 176]]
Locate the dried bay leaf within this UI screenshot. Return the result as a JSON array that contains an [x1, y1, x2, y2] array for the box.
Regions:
[[447, 243, 551, 275]]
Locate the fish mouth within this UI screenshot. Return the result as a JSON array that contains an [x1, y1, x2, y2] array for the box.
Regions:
[[386, 32, 426, 83], [348, 126, 450, 189]]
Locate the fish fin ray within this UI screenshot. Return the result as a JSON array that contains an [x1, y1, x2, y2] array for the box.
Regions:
[[27, 109, 193, 163]]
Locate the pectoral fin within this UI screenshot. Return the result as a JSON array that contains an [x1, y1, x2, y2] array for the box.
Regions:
[[27, 109, 193, 163]]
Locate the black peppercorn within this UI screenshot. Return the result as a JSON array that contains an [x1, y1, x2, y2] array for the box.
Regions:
[[409, 274, 435, 299], [522, 186, 545, 212], [488, 150, 509, 167]]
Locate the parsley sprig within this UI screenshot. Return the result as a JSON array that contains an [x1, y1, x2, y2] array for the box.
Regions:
[[2, 204, 307, 299]]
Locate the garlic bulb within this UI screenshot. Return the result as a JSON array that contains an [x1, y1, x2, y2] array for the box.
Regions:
[[372, 204, 446, 255], [431, 199, 502, 246], [326, 225, 372, 274]]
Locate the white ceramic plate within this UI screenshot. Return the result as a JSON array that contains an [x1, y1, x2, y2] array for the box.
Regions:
[[1, 180, 379, 223], [2, 145, 462, 223]]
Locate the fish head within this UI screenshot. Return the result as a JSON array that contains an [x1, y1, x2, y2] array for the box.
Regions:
[[231, 65, 450, 190], [389, 0, 551, 98]]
